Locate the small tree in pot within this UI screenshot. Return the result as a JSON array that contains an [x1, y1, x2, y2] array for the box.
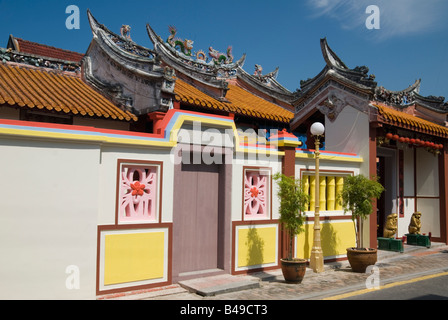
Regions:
[[273, 173, 309, 283], [339, 174, 384, 272]]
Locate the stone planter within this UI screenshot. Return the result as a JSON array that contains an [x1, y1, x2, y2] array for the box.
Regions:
[[280, 258, 307, 283], [346, 247, 377, 273]]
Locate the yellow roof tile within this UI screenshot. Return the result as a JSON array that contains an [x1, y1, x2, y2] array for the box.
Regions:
[[174, 78, 293, 123], [0, 63, 137, 121], [375, 104, 448, 137]]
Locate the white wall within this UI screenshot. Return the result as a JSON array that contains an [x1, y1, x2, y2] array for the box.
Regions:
[[416, 148, 439, 197], [231, 153, 282, 222], [400, 148, 415, 237], [416, 148, 440, 237], [98, 146, 174, 225], [0, 137, 100, 299], [324, 106, 370, 176]]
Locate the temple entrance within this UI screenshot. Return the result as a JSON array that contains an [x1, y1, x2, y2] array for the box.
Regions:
[[377, 156, 386, 237], [172, 148, 231, 281], [376, 148, 398, 237]]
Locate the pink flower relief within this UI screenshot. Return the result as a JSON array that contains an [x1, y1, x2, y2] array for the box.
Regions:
[[120, 166, 157, 222], [244, 171, 267, 217]]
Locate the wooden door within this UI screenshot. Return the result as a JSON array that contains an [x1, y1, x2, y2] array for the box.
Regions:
[[173, 162, 220, 276]]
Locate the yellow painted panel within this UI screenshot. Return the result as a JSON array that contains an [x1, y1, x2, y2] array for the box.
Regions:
[[237, 226, 277, 267], [104, 232, 165, 285], [296, 221, 356, 259]]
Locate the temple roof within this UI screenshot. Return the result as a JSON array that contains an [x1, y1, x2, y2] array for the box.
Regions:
[[87, 10, 157, 63], [145, 20, 296, 105], [374, 103, 448, 138], [174, 78, 293, 123], [296, 38, 377, 99], [84, 11, 298, 124], [293, 38, 448, 125], [0, 62, 137, 121], [7, 35, 84, 63]]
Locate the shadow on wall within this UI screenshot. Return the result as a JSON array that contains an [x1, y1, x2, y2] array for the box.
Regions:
[[321, 221, 339, 257], [245, 227, 265, 267], [303, 222, 310, 258], [299, 220, 340, 259]]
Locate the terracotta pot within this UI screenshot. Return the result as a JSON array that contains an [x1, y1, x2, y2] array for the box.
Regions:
[[346, 248, 377, 273], [280, 258, 307, 283]]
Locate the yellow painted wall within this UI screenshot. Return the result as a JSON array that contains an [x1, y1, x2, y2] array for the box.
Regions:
[[104, 232, 165, 285], [237, 226, 277, 268], [296, 221, 356, 259]]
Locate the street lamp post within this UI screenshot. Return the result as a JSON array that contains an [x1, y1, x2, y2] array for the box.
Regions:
[[309, 122, 325, 273]]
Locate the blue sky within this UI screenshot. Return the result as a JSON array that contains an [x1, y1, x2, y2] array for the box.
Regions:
[[1, 0, 447, 100]]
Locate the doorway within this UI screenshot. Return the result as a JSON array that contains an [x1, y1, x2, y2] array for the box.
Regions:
[[377, 156, 386, 237], [172, 147, 231, 281], [376, 148, 398, 237]]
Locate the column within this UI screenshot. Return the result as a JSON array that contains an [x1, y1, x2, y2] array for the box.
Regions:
[[327, 176, 336, 211]]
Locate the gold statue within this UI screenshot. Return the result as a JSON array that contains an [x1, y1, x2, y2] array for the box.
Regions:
[[408, 212, 422, 234], [383, 213, 398, 238]]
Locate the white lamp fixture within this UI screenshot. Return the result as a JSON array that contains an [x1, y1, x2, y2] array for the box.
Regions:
[[310, 122, 325, 136]]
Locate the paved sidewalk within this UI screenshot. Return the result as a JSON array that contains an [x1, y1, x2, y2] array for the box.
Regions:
[[101, 242, 448, 300]]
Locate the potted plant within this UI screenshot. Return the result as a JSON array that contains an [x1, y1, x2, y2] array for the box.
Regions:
[[339, 174, 384, 272], [273, 172, 310, 283]]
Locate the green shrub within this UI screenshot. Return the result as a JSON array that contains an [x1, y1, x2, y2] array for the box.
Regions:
[[274, 173, 310, 260], [339, 174, 384, 248]]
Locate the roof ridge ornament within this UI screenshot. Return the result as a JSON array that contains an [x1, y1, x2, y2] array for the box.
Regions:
[[146, 22, 246, 84], [299, 38, 377, 90], [0, 47, 81, 73], [165, 25, 235, 66], [374, 79, 421, 106], [120, 25, 131, 40], [208, 46, 233, 65], [166, 25, 194, 57], [253, 64, 279, 83], [87, 10, 156, 60], [320, 37, 348, 70]]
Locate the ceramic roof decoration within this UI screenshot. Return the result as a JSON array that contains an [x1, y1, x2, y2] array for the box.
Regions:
[[145, 18, 296, 106], [7, 35, 85, 63], [85, 10, 175, 115]]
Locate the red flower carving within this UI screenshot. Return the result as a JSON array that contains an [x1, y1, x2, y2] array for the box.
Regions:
[[250, 187, 259, 198], [131, 181, 146, 196]]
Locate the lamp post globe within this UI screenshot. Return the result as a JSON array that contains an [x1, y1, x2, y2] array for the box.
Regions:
[[310, 122, 325, 136]]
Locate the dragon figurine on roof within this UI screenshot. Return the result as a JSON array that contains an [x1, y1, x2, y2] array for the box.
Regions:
[[209, 46, 233, 65], [167, 26, 194, 56]]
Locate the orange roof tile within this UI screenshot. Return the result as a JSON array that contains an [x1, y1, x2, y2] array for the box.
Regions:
[[375, 104, 448, 137], [0, 63, 137, 121], [174, 78, 293, 123]]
